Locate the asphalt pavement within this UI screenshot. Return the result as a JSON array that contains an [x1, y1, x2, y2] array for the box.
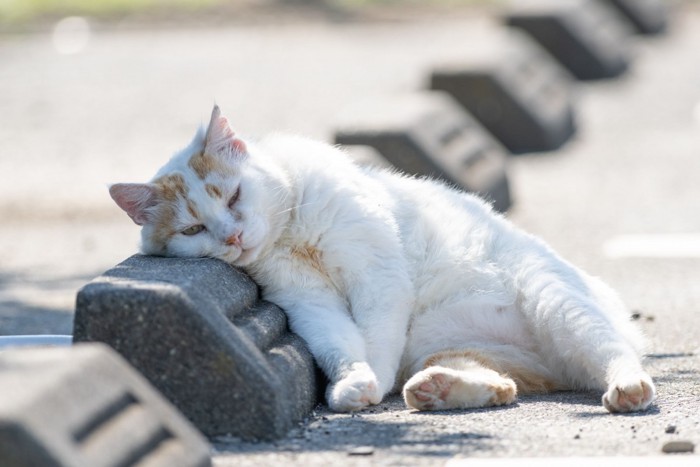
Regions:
[[0, 2, 698, 465]]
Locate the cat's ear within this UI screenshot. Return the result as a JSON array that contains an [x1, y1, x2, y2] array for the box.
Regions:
[[204, 105, 247, 159], [109, 183, 159, 226]]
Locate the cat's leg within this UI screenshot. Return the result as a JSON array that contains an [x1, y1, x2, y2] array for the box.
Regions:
[[281, 277, 412, 411], [515, 253, 656, 413], [346, 271, 414, 398], [274, 291, 381, 412], [326, 361, 381, 412], [266, 237, 412, 411], [331, 231, 415, 399], [403, 351, 517, 411], [585, 278, 656, 413]]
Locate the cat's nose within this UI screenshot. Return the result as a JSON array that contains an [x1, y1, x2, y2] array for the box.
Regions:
[[225, 233, 241, 246]]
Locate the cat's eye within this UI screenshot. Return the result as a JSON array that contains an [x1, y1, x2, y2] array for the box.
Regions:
[[228, 187, 241, 209], [181, 224, 206, 236]]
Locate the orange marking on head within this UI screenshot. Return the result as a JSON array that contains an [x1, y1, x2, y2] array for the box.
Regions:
[[187, 200, 200, 219], [151, 203, 178, 250], [205, 183, 223, 199], [188, 151, 232, 180], [154, 173, 187, 202], [148, 173, 189, 250]]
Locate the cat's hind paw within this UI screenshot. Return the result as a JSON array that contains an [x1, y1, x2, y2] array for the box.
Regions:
[[326, 364, 381, 412], [602, 372, 656, 413], [403, 368, 455, 411], [403, 366, 517, 411]]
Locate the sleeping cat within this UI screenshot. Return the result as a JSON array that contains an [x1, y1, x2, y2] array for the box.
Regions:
[[110, 105, 655, 413]]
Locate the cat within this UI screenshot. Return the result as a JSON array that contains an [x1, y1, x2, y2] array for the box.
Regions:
[[110, 105, 656, 413]]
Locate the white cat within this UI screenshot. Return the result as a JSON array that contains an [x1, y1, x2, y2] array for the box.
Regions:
[[110, 106, 655, 413]]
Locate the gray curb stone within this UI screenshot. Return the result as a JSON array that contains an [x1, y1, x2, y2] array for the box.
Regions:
[[334, 91, 512, 213], [430, 31, 577, 154], [0, 343, 211, 467], [603, 0, 668, 35], [342, 145, 394, 170], [505, 0, 633, 81], [73, 255, 317, 441]]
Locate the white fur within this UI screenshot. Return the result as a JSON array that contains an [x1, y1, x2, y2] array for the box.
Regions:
[[125, 125, 655, 414]]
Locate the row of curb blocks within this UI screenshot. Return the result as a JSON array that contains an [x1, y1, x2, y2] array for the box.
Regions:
[[336, 0, 668, 212], [0, 0, 671, 463]]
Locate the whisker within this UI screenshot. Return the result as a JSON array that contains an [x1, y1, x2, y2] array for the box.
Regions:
[[274, 201, 319, 217]]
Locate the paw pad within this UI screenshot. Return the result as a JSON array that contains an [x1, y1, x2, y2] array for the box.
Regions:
[[603, 376, 655, 413]]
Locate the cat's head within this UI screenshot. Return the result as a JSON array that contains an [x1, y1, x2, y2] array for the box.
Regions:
[[110, 106, 292, 266]]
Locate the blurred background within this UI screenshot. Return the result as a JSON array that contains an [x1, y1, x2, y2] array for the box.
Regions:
[[2, 1, 700, 461], [1, 0, 699, 360], [0, 0, 509, 336]]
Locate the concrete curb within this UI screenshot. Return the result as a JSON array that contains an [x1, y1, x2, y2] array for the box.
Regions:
[[0, 343, 211, 467], [430, 30, 577, 154], [73, 255, 317, 441], [505, 0, 633, 80], [603, 0, 669, 35], [334, 91, 512, 212]]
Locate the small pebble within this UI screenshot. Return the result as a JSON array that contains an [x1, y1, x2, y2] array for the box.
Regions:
[[662, 440, 695, 454], [574, 434, 581, 440], [665, 425, 677, 434], [631, 312, 642, 320], [348, 446, 375, 456]]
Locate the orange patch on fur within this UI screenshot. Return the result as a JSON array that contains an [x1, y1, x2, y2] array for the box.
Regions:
[[205, 183, 222, 199], [187, 200, 200, 219], [152, 204, 177, 252], [423, 349, 559, 395], [291, 244, 325, 273], [488, 381, 517, 406], [154, 173, 187, 202], [424, 349, 493, 370], [149, 173, 189, 251], [188, 151, 229, 180], [502, 366, 560, 394]]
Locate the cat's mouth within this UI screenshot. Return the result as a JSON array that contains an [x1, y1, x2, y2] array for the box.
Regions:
[[232, 247, 263, 267], [220, 243, 260, 267], [234, 249, 255, 265]]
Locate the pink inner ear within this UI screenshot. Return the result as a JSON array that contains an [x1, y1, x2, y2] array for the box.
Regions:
[[231, 136, 247, 153], [109, 183, 158, 225], [205, 105, 247, 158]]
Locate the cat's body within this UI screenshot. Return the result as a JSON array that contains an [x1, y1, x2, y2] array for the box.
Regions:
[[111, 106, 655, 413]]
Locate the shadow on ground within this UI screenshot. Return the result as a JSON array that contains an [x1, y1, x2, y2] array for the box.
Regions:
[[211, 394, 500, 459]]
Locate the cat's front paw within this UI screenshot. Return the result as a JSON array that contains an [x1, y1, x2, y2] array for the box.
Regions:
[[326, 364, 381, 412], [603, 372, 656, 413]]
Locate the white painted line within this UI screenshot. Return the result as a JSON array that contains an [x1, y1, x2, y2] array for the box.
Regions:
[[0, 335, 73, 350], [447, 456, 698, 467], [603, 234, 700, 259]]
